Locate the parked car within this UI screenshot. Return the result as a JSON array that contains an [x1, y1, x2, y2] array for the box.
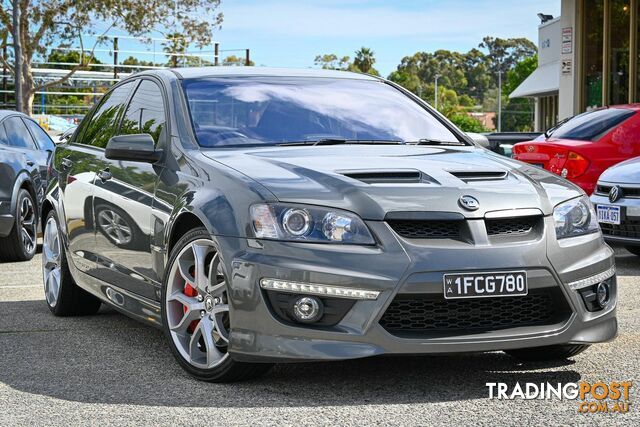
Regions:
[[43, 68, 616, 382], [512, 106, 640, 194], [484, 132, 542, 156], [0, 111, 55, 261], [590, 156, 640, 257]]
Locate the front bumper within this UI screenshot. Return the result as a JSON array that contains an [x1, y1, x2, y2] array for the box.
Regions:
[[591, 192, 640, 246], [218, 219, 617, 363]]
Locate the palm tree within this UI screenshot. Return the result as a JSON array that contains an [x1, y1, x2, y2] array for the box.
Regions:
[[353, 47, 376, 73]]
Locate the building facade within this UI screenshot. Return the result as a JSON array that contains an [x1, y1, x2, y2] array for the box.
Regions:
[[512, 0, 640, 131]]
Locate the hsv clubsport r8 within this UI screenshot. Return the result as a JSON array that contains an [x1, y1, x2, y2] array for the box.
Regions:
[[42, 68, 617, 382]]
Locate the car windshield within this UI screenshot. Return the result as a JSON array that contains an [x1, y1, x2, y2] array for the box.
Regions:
[[549, 108, 635, 141], [182, 76, 461, 147]]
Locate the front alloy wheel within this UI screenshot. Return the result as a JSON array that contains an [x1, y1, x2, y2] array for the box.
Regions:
[[162, 228, 271, 382]]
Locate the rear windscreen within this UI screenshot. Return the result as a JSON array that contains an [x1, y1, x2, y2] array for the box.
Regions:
[[550, 108, 635, 141]]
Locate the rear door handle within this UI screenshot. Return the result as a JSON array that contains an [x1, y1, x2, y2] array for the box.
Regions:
[[61, 158, 73, 170], [97, 169, 112, 182]]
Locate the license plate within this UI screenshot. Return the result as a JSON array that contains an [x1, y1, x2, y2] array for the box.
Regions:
[[597, 205, 621, 225], [443, 271, 528, 299]]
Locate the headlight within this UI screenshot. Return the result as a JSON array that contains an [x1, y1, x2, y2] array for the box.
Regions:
[[250, 203, 375, 244], [553, 196, 599, 239]]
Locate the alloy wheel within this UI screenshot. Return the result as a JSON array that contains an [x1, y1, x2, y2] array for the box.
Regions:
[[97, 208, 132, 245], [42, 216, 62, 307], [165, 239, 230, 369], [19, 195, 36, 254]]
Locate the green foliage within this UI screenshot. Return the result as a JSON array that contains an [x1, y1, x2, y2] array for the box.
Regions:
[[448, 113, 488, 133], [314, 47, 380, 75], [505, 55, 538, 94], [223, 55, 254, 66]]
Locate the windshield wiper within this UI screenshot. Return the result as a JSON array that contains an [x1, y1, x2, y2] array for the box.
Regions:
[[277, 138, 405, 146], [408, 138, 465, 146]]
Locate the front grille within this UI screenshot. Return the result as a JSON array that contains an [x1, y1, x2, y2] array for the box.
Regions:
[[387, 220, 463, 239], [601, 219, 640, 239], [596, 185, 640, 198], [379, 288, 570, 337], [486, 216, 539, 236]]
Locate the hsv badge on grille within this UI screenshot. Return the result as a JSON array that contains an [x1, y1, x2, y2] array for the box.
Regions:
[[609, 186, 623, 203], [459, 195, 479, 211]]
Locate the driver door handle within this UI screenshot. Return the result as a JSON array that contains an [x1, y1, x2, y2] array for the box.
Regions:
[[98, 168, 112, 182]]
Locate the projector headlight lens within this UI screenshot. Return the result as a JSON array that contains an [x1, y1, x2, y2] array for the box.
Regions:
[[553, 196, 599, 239], [250, 203, 374, 244]]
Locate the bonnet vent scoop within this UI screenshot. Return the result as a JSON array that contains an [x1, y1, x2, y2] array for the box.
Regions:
[[449, 170, 508, 182], [341, 170, 430, 184]]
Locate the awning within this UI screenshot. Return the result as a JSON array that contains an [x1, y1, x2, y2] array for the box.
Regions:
[[509, 61, 559, 98]]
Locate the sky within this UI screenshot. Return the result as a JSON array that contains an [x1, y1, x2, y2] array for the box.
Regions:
[[106, 0, 561, 77], [213, 0, 561, 76]]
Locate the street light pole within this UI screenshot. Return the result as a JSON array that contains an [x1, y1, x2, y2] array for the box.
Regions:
[[497, 70, 503, 133], [434, 74, 440, 111]]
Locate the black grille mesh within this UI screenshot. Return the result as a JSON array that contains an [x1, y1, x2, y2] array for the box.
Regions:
[[387, 220, 462, 239], [601, 219, 640, 239], [596, 185, 640, 198], [380, 290, 567, 336], [486, 216, 539, 236]]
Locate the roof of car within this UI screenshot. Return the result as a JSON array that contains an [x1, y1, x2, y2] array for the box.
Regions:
[[169, 66, 381, 81], [0, 110, 28, 120]]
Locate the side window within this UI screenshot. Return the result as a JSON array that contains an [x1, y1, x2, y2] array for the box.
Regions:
[[3, 117, 37, 150], [120, 80, 167, 146], [80, 81, 136, 148], [0, 123, 9, 146], [23, 119, 55, 151]]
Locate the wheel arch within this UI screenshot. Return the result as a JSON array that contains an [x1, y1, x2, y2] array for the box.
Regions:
[[166, 210, 208, 256], [11, 172, 37, 214]]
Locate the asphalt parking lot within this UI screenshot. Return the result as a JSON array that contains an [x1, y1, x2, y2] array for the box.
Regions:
[[0, 246, 639, 426]]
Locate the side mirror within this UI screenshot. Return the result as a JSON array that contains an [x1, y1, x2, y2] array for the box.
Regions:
[[105, 134, 162, 163]]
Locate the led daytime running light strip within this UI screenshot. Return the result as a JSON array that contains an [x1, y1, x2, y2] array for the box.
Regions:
[[259, 278, 380, 300], [567, 265, 616, 290]]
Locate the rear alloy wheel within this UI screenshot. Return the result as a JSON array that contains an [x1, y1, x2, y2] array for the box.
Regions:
[[162, 228, 271, 382], [42, 210, 102, 316], [0, 189, 37, 261], [505, 344, 590, 362]]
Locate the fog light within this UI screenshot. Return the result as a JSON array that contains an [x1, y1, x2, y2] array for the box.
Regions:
[[292, 296, 323, 323], [596, 282, 609, 308]]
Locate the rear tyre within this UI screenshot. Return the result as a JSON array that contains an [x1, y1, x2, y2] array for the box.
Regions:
[[624, 245, 640, 257], [0, 189, 37, 261], [162, 227, 272, 382], [42, 210, 101, 316], [505, 344, 590, 362]]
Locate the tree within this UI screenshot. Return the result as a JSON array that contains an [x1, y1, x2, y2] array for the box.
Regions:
[[314, 54, 351, 70], [353, 47, 375, 73], [163, 32, 190, 68], [223, 55, 254, 66], [479, 36, 537, 73], [499, 55, 538, 131], [0, 0, 223, 114]]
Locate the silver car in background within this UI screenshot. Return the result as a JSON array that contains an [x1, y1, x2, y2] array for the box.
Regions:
[[591, 156, 640, 257]]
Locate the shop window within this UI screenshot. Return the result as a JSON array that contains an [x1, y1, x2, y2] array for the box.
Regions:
[[609, 0, 630, 105], [584, 0, 605, 109]]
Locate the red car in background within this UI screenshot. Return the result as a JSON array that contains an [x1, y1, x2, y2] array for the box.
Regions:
[[513, 105, 640, 194]]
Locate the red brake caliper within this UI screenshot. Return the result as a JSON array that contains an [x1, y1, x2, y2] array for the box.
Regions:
[[184, 266, 200, 334]]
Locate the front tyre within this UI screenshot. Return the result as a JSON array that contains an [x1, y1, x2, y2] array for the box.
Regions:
[[42, 210, 102, 316], [505, 344, 590, 362], [162, 228, 271, 382], [0, 189, 37, 261]]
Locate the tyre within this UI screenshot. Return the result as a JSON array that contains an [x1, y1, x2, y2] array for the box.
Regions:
[[0, 189, 37, 261], [95, 203, 141, 250], [624, 245, 640, 257], [162, 227, 271, 382], [42, 209, 102, 316], [505, 344, 590, 362]]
